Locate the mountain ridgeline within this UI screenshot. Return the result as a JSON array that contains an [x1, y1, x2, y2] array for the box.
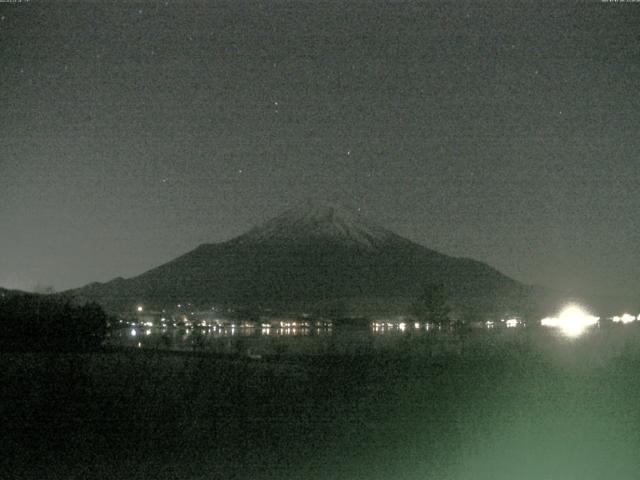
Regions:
[[69, 202, 565, 319]]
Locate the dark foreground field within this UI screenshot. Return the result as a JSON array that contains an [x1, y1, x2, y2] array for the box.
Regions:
[[3, 328, 640, 480]]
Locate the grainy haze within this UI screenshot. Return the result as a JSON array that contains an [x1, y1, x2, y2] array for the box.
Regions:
[[1, 1, 639, 297]]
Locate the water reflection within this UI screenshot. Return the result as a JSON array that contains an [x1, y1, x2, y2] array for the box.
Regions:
[[109, 311, 640, 357], [371, 321, 435, 334]]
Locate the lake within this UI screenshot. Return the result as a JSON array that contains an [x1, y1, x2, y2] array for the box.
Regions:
[[107, 321, 490, 357], [4, 323, 640, 479]]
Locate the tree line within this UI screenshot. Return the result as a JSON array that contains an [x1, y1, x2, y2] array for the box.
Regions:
[[0, 294, 108, 352]]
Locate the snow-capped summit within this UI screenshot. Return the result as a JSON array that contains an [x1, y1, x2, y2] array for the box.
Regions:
[[234, 200, 402, 249]]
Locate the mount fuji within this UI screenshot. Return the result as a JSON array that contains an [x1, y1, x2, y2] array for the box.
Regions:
[[68, 201, 549, 318]]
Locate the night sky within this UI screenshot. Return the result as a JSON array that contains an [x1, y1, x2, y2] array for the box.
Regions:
[[1, 1, 639, 297]]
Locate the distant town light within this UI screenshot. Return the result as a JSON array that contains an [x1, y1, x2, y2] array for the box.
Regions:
[[505, 318, 518, 328], [612, 313, 636, 324], [130, 328, 137, 337], [136, 305, 143, 313]]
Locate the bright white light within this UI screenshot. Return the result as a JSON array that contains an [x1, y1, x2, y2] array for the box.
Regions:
[[398, 322, 406, 332], [612, 313, 636, 324], [136, 305, 143, 312], [540, 317, 559, 327], [145, 329, 151, 336], [622, 313, 636, 323], [541, 305, 599, 337], [505, 318, 518, 328], [130, 328, 137, 337], [485, 321, 495, 328]]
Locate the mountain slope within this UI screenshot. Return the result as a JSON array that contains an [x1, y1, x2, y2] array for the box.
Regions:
[[67, 201, 543, 317]]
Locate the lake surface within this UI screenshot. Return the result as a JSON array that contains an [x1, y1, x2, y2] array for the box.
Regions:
[[108, 321, 485, 356], [5, 323, 640, 480], [107, 320, 640, 361]]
